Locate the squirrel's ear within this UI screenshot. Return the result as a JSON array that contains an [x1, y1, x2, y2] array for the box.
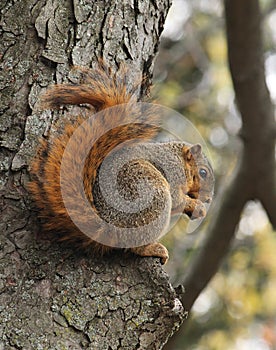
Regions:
[[190, 144, 202, 156], [183, 144, 202, 161]]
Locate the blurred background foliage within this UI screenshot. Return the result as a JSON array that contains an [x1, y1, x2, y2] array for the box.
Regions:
[[153, 0, 276, 349]]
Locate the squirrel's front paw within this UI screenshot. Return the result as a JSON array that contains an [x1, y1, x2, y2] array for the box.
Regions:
[[131, 243, 169, 264], [190, 200, 206, 219], [183, 196, 206, 220]]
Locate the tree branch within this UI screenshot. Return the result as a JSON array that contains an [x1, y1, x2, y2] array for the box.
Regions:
[[225, 0, 276, 229], [182, 0, 276, 311]]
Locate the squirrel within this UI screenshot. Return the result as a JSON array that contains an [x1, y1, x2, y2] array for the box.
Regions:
[[28, 64, 214, 264]]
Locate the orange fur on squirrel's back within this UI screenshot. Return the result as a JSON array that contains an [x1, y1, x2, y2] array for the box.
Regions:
[[29, 65, 159, 251]]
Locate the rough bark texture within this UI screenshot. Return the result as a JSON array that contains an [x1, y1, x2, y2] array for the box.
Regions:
[[0, 1, 186, 349]]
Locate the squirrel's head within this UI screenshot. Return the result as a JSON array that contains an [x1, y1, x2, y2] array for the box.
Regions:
[[169, 143, 214, 221], [182, 143, 215, 206]]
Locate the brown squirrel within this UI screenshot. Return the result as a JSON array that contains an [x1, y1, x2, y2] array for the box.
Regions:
[[29, 64, 214, 264]]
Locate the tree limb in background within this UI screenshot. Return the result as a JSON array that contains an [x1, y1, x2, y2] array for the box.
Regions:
[[182, 0, 276, 312]]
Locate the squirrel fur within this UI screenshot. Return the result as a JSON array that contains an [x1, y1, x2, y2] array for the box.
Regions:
[[28, 64, 214, 264]]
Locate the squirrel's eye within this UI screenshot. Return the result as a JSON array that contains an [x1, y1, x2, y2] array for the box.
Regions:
[[199, 168, 208, 179]]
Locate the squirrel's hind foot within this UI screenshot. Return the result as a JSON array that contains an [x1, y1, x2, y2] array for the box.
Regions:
[[130, 243, 169, 265]]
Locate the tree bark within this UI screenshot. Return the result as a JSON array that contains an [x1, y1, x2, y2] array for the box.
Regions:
[[0, 1, 186, 349]]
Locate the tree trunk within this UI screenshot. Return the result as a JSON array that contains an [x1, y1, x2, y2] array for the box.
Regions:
[[0, 1, 186, 349]]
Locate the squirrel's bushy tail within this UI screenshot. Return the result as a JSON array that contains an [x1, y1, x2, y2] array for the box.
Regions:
[[29, 64, 161, 250], [40, 64, 139, 111]]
